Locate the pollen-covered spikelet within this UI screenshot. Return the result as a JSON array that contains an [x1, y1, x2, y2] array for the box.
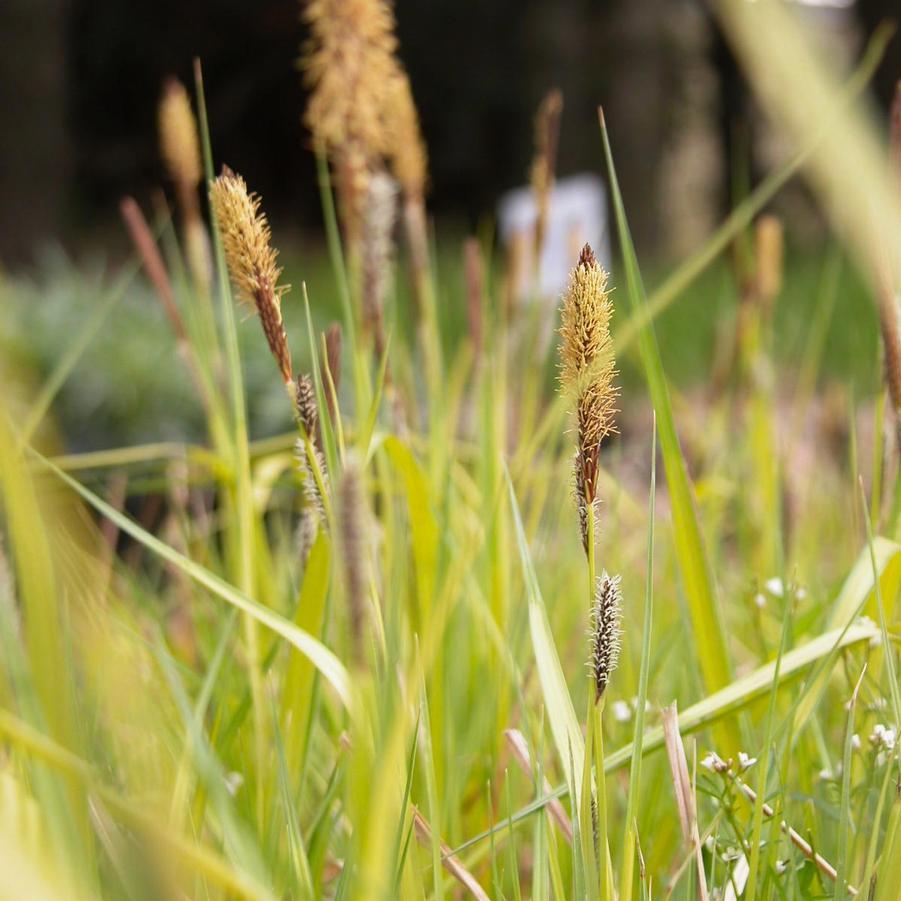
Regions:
[[159, 78, 203, 192], [530, 89, 563, 256], [209, 167, 293, 385], [302, 0, 398, 245], [588, 572, 622, 703], [559, 243, 618, 550], [295, 373, 320, 441]]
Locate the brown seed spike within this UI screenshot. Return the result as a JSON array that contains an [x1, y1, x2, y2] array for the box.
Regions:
[[209, 168, 293, 385], [559, 242, 618, 551], [295, 373, 319, 440]]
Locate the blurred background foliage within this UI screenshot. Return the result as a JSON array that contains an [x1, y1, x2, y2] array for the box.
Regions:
[[0, 0, 894, 449]]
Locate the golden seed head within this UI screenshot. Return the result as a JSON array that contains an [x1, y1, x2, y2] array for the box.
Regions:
[[209, 166, 293, 383], [754, 214, 783, 304], [385, 67, 428, 199], [588, 571, 622, 703], [559, 243, 618, 506], [302, 0, 397, 158], [158, 78, 203, 189]]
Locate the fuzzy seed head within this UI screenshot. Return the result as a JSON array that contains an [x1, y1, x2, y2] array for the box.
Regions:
[[559, 243, 618, 509], [159, 78, 203, 189], [302, 0, 397, 158], [295, 374, 319, 439], [210, 167, 293, 384], [589, 571, 622, 702]]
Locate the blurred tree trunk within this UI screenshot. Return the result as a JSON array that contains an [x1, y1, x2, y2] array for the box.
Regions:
[[0, 0, 68, 265], [603, 0, 668, 254]]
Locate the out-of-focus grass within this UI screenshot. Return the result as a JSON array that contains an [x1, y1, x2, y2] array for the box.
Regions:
[[0, 4, 900, 899], [0, 239, 879, 450]]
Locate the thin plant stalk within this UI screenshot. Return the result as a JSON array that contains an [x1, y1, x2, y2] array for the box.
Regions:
[[193, 58, 267, 828], [620, 416, 656, 901]]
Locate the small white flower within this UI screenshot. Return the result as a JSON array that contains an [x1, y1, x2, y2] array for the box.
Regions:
[[775, 860, 788, 875], [851, 733, 861, 751], [721, 845, 742, 862], [765, 577, 784, 597], [225, 771, 244, 796], [705, 835, 716, 851], [613, 700, 632, 722], [870, 724, 897, 752], [794, 586, 807, 601], [737, 752, 757, 772], [817, 768, 833, 781], [753, 592, 766, 609], [702, 752, 729, 773]]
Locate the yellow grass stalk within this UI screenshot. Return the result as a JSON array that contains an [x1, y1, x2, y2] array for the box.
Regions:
[[209, 167, 293, 386]]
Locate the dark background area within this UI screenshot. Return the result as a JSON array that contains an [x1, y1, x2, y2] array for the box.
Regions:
[[0, 0, 898, 266]]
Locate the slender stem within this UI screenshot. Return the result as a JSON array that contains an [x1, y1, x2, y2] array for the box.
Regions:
[[587, 498, 596, 601], [194, 58, 265, 827], [620, 418, 657, 901], [593, 700, 613, 901]]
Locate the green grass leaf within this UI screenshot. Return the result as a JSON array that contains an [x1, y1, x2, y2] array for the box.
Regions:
[[598, 110, 734, 715]]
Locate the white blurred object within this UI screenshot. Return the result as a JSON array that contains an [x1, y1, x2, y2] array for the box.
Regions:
[[498, 173, 611, 304]]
